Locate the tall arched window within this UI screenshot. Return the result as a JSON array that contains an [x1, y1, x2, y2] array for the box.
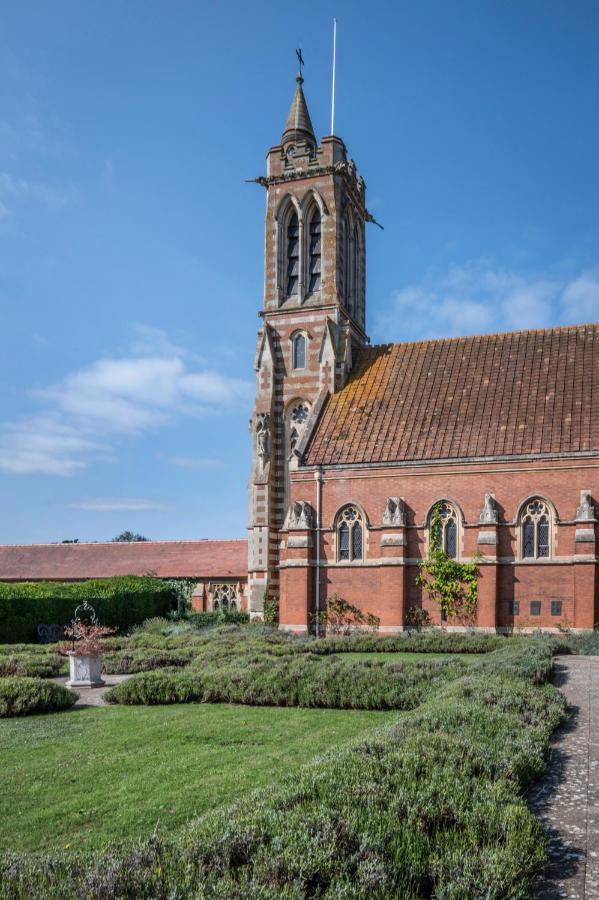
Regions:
[[431, 502, 459, 559], [286, 211, 299, 296], [520, 498, 551, 559], [336, 505, 364, 562], [344, 213, 354, 318], [292, 332, 306, 370], [307, 209, 321, 293], [352, 224, 360, 321]]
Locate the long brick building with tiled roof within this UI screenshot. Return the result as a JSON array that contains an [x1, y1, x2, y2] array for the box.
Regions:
[[247, 70, 599, 633]]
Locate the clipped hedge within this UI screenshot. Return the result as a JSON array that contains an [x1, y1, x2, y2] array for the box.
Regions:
[[0, 677, 77, 717], [102, 649, 195, 674], [0, 654, 63, 678], [185, 610, 250, 629], [302, 631, 507, 655], [107, 654, 465, 710], [0, 577, 177, 644]]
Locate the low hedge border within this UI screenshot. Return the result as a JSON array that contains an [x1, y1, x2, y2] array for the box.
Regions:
[[0, 641, 565, 898], [0, 677, 77, 718], [106, 654, 467, 710]]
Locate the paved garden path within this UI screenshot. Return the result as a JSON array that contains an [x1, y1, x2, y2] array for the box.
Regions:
[[51, 674, 132, 707], [529, 656, 599, 899]]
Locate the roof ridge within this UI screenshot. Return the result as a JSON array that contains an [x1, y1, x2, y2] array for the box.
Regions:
[[0, 539, 247, 549], [366, 321, 599, 352]]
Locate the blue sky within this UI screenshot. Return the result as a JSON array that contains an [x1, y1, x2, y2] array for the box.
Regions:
[[1, 0, 598, 544]]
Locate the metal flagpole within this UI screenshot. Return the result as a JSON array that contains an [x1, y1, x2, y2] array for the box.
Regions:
[[331, 17, 337, 135]]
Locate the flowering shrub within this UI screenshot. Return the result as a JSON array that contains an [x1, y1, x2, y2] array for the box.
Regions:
[[58, 621, 116, 657]]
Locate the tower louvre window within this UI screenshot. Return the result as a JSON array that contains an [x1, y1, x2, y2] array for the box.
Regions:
[[286, 212, 299, 296], [308, 210, 321, 293]]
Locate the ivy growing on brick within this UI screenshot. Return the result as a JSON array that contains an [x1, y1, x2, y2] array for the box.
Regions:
[[416, 502, 480, 621]]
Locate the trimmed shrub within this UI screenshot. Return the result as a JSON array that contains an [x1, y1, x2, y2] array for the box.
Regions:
[[0, 654, 63, 678], [102, 649, 195, 674], [184, 610, 250, 629], [300, 631, 507, 655], [0, 577, 177, 643], [0, 677, 77, 717], [107, 654, 466, 710]]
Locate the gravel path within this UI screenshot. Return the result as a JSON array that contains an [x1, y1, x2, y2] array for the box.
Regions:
[[51, 673, 132, 707], [529, 656, 599, 899]]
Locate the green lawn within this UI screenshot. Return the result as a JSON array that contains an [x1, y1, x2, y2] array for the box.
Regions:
[[333, 651, 480, 662], [0, 702, 394, 853]]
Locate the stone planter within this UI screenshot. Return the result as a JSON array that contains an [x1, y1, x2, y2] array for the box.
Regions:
[[67, 653, 104, 688]]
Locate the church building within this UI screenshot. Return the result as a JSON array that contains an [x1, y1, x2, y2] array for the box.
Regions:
[[248, 68, 599, 633]]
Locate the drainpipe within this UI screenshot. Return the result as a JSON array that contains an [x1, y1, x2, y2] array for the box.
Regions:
[[314, 467, 323, 637]]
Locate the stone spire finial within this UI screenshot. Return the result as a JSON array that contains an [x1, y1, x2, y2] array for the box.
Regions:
[[281, 70, 316, 149]]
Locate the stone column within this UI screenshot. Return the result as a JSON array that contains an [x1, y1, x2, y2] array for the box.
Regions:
[[379, 498, 408, 631], [476, 493, 499, 631], [574, 490, 597, 630]]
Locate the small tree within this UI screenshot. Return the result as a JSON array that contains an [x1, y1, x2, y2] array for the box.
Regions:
[[416, 502, 480, 622], [263, 593, 280, 627], [112, 531, 149, 543], [314, 594, 380, 636]]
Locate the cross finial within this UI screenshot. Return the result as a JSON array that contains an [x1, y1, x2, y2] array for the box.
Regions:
[[295, 47, 304, 81]]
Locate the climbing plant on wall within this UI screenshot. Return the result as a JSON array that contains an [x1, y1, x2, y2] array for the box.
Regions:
[[416, 502, 480, 621]]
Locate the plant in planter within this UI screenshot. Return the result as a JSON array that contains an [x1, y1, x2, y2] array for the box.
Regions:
[[58, 603, 116, 688]]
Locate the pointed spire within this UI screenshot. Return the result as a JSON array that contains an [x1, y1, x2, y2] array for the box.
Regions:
[[281, 71, 316, 148]]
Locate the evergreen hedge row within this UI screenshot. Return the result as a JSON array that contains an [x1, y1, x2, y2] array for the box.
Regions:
[[0, 577, 177, 643]]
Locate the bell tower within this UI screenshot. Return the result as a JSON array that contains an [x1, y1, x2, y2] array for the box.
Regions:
[[247, 64, 371, 618]]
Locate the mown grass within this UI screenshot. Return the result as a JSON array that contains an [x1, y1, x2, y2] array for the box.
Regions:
[[0, 703, 393, 853]]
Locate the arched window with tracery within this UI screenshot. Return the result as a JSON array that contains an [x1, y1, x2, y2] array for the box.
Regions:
[[286, 211, 299, 296], [430, 502, 459, 559], [520, 498, 551, 559], [211, 583, 238, 611], [336, 505, 364, 562], [307, 209, 321, 293], [292, 332, 306, 370]]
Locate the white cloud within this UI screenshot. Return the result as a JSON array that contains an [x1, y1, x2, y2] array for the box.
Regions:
[[70, 498, 167, 513], [375, 262, 599, 342], [0, 170, 77, 220], [0, 326, 251, 476], [168, 455, 225, 469], [561, 271, 599, 321], [0, 417, 103, 476]]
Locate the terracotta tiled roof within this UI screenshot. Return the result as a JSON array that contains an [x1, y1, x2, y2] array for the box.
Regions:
[[305, 323, 599, 466], [0, 540, 247, 582]]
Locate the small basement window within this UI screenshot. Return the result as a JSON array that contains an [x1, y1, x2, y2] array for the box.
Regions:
[[551, 600, 563, 617], [530, 600, 541, 617], [508, 600, 520, 616]]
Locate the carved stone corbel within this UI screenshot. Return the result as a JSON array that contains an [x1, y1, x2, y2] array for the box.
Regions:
[[479, 493, 498, 524], [284, 500, 313, 530], [382, 497, 405, 526]]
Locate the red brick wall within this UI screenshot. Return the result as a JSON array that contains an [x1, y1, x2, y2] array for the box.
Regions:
[[280, 456, 598, 631]]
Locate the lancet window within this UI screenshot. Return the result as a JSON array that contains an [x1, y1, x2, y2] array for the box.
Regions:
[[336, 505, 364, 562], [520, 499, 551, 559]]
